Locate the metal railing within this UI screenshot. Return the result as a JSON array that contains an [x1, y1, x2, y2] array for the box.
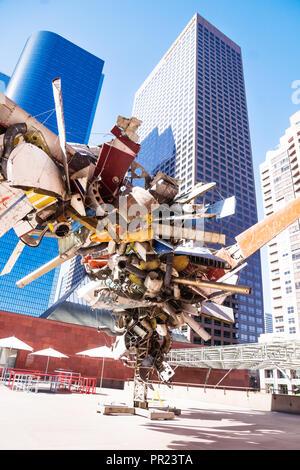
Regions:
[[126, 378, 300, 395], [0, 367, 97, 394]]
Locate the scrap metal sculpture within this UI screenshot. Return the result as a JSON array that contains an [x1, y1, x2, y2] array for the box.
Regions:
[[1, 81, 300, 408]]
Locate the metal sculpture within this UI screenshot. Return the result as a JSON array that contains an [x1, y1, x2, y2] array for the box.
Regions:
[[0, 81, 299, 408]]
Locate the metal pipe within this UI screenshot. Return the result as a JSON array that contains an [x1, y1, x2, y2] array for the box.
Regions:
[[182, 313, 211, 342], [173, 278, 251, 295], [214, 368, 233, 389], [16, 248, 77, 287]]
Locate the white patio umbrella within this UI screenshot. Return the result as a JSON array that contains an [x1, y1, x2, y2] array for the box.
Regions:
[[76, 346, 114, 388], [29, 348, 69, 373], [0, 336, 33, 368], [0, 336, 33, 351]]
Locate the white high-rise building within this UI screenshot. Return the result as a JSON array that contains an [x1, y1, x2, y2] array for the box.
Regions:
[[260, 110, 300, 337]]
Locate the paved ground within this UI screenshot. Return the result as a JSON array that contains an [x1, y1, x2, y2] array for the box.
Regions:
[[0, 384, 299, 450]]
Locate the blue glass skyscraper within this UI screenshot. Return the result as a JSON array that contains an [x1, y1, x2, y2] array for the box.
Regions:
[[0, 73, 10, 93], [0, 31, 104, 317], [6, 31, 104, 144], [133, 14, 264, 345]]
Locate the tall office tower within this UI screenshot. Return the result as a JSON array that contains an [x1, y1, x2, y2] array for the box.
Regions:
[[260, 110, 300, 337], [48, 255, 86, 306], [264, 313, 273, 334], [132, 13, 264, 345], [0, 31, 104, 317], [0, 72, 10, 93]]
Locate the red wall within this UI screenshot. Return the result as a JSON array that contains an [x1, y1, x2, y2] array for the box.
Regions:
[[0, 310, 250, 388]]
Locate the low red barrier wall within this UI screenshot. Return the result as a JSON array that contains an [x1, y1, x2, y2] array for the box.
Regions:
[[0, 310, 250, 388]]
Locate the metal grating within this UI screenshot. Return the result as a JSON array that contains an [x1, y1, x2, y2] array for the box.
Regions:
[[167, 339, 300, 370]]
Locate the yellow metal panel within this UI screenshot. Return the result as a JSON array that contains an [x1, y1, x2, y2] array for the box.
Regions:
[[25, 190, 56, 209]]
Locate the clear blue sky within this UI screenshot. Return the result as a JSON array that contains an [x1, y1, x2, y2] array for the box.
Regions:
[[1, 0, 300, 312]]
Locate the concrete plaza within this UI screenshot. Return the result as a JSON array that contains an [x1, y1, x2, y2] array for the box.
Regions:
[[0, 385, 299, 450]]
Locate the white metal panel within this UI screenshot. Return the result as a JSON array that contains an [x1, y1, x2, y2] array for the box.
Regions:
[[7, 143, 65, 198], [0, 182, 33, 237]]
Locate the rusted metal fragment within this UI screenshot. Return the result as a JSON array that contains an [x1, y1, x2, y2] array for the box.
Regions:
[[235, 196, 300, 260]]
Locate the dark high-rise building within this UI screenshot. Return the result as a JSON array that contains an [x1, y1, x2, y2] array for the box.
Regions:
[[0, 31, 104, 317], [132, 13, 264, 344]]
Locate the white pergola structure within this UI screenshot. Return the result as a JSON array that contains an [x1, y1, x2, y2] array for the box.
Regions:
[[167, 339, 300, 389]]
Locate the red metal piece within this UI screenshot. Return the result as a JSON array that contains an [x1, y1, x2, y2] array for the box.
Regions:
[[110, 125, 141, 155], [88, 259, 108, 269], [93, 143, 135, 200], [206, 267, 227, 282]]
